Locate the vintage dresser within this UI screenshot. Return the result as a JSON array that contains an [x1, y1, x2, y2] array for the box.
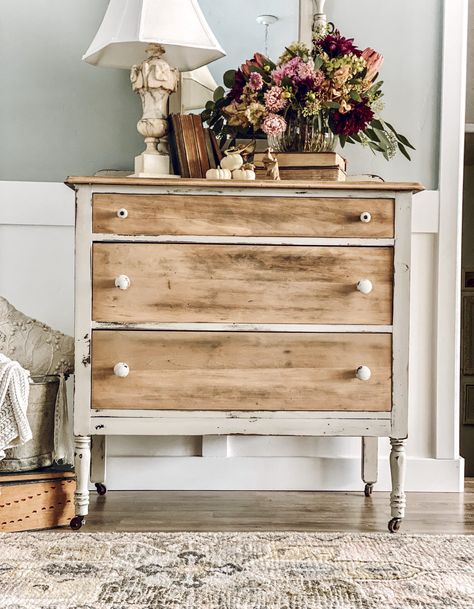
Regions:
[[66, 176, 423, 532]]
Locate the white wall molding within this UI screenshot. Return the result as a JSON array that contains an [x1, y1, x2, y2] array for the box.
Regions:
[[412, 190, 439, 234], [435, 0, 468, 460], [106, 455, 464, 493], [0, 181, 74, 226]]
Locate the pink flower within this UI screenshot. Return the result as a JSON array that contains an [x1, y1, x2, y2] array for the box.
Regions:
[[264, 86, 287, 112], [272, 57, 322, 88], [362, 48, 384, 81], [249, 72, 264, 91], [262, 113, 287, 136]]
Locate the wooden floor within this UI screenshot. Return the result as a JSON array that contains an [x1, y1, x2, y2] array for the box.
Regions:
[[80, 479, 474, 534]]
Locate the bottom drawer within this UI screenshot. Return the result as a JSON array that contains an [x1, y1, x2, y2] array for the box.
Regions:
[[91, 331, 392, 412]]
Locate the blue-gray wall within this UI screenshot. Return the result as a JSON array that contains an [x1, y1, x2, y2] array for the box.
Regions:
[[0, 0, 442, 188]]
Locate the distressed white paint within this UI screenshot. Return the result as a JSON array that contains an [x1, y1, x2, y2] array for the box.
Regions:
[[389, 437, 407, 519], [92, 322, 393, 333], [93, 234, 395, 247], [90, 414, 391, 437], [73, 435, 91, 517], [73, 186, 93, 436], [391, 193, 412, 439]]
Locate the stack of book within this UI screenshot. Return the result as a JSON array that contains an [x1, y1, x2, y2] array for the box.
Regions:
[[168, 114, 222, 178], [253, 152, 347, 181]]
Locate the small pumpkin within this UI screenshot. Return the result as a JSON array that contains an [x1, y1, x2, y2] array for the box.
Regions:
[[220, 152, 244, 171], [206, 167, 232, 180], [232, 168, 256, 181]]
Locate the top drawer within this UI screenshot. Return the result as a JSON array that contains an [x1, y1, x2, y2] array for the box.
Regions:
[[92, 194, 394, 238]]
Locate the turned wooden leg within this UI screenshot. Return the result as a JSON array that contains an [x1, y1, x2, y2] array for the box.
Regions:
[[361, 437, 378, 496], [70, 435, 91, 530], [388, 437, 407, 533], [91, 435, 107, 496]]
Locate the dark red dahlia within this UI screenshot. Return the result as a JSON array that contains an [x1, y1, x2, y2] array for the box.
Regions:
[[227, 68, 247, 102], [329, 101, 374, 136], [319, 30, 362, 58]]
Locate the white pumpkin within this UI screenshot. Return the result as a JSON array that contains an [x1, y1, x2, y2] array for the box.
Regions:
[[220, 153, 244, 171], [206, 167, 232, 180], [232, 168, 256, 181]]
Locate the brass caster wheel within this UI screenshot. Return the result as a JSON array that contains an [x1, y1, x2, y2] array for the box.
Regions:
[[95, 482, 107, 496], [364, 483, 374, 497], [70, 515, 85, 530], [388, 517, 402, 533]]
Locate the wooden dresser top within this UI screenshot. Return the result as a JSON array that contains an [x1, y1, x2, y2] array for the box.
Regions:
[[65, 176, 424, 193]]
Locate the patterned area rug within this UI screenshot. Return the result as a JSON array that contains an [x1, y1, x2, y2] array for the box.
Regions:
[[1, 532, 474, 608]]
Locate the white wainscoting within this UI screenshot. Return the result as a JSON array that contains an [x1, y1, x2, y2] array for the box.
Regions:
[[0, 181, 463, 491]]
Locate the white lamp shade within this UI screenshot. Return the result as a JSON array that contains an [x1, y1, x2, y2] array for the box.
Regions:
[[181, 66, 217, 112], [83, 0, 226, 71]]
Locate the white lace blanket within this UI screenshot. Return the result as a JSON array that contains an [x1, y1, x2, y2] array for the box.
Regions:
[[0, 354, 31, 459]]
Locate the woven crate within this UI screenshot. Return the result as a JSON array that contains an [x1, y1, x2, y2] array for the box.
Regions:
[[0, 468, 75, 532]]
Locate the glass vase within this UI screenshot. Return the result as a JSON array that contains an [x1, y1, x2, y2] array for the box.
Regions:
[[267, 112, 337, 153]]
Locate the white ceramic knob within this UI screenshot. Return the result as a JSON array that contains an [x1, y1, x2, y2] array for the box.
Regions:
[[114, 275, 131, 290], [357, 279, 373, 295], [113, 362, 129, 378], [356, 365, 371, 381], [117, 208, 128, 219], [360, 211, 372, 223]]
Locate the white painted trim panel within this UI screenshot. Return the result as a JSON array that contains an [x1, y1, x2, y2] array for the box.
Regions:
[[0, 181, 73, 226], [435, 0, 468, 459], [105, 455, 465, 492]]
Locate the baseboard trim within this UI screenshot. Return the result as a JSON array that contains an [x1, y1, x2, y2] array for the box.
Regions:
[[105, 455, 464, 492]]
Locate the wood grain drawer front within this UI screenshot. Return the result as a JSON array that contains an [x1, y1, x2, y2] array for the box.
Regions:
[[92, 194, 394, 238], [92, 244, 394, 324], [91, 331, 392, 411]]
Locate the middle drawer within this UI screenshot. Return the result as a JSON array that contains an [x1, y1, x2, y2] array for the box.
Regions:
[[92, 243, 393, 325]]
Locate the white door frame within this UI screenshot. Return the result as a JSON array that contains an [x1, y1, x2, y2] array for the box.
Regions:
[[435, 0, 468, 461]]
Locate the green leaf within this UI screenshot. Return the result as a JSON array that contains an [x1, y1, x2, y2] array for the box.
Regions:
[[371, 119, 384, 131], [396, 133, 416, 150], [313, 56, 324, 71], [398, 142, 412, 160], [324, 101, 340, 109], [213, 86, 225, 102], [339, 135, 346, 148], [223, 69, 236, 89], [374, 128, 390, 148], [349, 90, 362, 102], [384, 121, 397, 134]]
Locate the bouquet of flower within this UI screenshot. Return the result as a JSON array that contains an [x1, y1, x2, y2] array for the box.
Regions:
[[201, 28, 414, 160]]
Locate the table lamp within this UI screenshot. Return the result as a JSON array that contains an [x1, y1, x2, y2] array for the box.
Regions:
[[83, 0, 225, 177]]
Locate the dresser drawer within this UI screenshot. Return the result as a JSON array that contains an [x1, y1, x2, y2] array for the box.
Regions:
[[91, 331, 392, 411], [92, 194, 394, 238], [92, 244, 393, 324]]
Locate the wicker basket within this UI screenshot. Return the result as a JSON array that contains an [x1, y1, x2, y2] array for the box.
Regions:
[[0, 376, 58, 472]]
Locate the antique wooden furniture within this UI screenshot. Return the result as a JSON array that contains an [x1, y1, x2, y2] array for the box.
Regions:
[[66, 176, 423, 532], [0, 468, 75, 532]]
